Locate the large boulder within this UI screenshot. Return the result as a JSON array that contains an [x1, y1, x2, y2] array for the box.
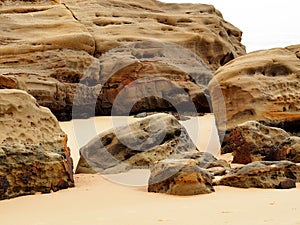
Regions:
[[221, 121, 300, 164], [148, 159, 214, 195], [0, 89, 74, 200], [75, 113, 201, 174], [0, 0, 245, 120], [216, 161, 300, 189], [209, 45, 300, 138]]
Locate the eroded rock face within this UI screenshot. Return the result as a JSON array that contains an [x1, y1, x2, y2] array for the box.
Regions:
[[148, 159, 214, 195], [216, 161, 300, 189], [0, 2, 98, 120], [0, 3, 95, 55], [97, 41, 212, 115], [279, 137, 300, 163], [0, 0, 245, 120], [0, 0, 59, 6], [0, 50, 101, 120], [75, 113, 200, 174], [64, 0, 245, 71], [167, 151, 231, 176], [209, 46, 300, 137], [220, 121, 300, 164], [0, 89, 74, 200]]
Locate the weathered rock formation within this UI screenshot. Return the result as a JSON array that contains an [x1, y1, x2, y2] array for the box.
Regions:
[[216, 161, 300, 189], [148, 159, 214, 195], [221, 121, 300, 164], [0, 0, 245, 120], [209, 45, 300, 138], [0, 1, 98, 120], [75, 113, 201, 174], [181, 151, 230, 176], [279, 137, 300, 163], [0, 89, 74, 200], [94, 41, 212, 116], [63, 0, 245, 70]]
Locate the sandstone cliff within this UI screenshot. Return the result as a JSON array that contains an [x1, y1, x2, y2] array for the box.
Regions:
[[0, 0, 246, 120]]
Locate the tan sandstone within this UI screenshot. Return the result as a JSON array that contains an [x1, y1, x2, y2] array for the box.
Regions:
[[0, 0, 245, 120], [209, 45, 300, 136], [0, 89, 74, 200]]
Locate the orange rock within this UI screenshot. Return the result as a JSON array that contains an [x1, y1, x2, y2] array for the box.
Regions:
[[0, 75, 16, 88]]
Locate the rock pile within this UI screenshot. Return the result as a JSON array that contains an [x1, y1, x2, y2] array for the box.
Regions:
[[1, 0, 299, 198], [207, 44, 300, 192]]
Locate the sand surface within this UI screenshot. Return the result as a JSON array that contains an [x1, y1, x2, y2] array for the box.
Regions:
[[1, 114, 300, 225], [1, 173, 300, 225]]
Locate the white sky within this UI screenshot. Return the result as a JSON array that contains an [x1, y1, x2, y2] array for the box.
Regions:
[[161, 0, 300, 52]]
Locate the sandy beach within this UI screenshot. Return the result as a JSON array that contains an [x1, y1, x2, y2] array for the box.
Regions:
[[1, 115, 300, 225], [0, 0, 299, 224], [1, 173, 300, 225]]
